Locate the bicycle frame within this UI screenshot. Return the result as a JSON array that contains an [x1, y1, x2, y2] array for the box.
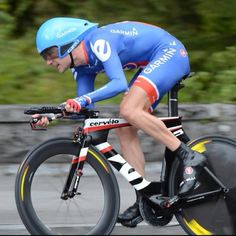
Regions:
[[61, 81, 191, 200], [83, 116, 186, 184], [61, 79, 228, 215]]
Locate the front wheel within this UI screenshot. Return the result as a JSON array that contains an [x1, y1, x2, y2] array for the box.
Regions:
[[169, 135, 236, 235], [15, 138, 120, 235]]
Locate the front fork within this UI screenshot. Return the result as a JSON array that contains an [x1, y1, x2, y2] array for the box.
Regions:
[[61, 128, 88, 200], [60, 158, 87, 200]]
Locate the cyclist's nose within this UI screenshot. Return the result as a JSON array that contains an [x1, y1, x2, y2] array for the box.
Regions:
[[46, 58, 53, 65]]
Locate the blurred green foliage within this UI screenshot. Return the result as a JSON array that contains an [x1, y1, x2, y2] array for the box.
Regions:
[[0, 0, 235, 105]]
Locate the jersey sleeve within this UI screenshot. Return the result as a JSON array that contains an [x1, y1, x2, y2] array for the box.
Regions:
[[71, 68, 96, 108], [86, 34, 128, 103]]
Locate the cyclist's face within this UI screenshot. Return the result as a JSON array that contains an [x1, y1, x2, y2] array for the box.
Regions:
[[40, 47, 71, 73]]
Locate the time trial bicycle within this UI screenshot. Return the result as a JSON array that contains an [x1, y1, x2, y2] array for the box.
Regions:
[[15, 74, 236, 235]]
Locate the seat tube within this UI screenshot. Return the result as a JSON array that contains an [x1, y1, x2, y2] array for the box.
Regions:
[[161, 86, 179, 188]]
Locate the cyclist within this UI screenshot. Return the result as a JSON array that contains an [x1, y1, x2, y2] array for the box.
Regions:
[[34, 17, 206, 227]]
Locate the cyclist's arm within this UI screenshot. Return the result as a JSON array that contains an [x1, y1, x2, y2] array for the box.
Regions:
[[68, 59, 127, 110], [71, 35, 128, 109], [83, 36, 128, 104], [86, 54, 128, 103], [71, 68, 96, 108]]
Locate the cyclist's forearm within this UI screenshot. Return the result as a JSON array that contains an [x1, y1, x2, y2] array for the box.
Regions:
[[75, 77, 128, 106]]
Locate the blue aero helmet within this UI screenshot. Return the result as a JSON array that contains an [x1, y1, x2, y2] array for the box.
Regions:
[[36, 17, 98, 58]]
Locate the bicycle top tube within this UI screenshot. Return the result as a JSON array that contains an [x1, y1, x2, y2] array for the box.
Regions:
[[82, 116, 182, 135]]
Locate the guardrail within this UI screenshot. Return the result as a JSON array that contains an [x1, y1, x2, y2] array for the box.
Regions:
[[0, 103, 235, 163]]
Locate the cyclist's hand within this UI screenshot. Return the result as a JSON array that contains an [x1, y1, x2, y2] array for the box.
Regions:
[[65, 96, 90, 113], [65, 99, 81, 113], [32, 114, 49, 128]]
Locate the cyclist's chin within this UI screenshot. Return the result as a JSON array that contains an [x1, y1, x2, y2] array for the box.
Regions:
[[57, 65, 67, 73]]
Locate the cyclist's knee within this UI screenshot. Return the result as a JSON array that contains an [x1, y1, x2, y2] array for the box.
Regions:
[[120, 105, 140, 123]]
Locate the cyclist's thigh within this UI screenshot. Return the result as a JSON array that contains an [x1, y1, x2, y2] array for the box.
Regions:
[[133, 43, 190, 110]]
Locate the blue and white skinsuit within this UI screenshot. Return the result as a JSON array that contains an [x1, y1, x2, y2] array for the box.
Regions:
[[72, 21, 190, 111]]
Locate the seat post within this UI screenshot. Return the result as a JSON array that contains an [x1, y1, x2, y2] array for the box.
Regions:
[[167, 82, 183, 117], [167, 72, 194, 117]]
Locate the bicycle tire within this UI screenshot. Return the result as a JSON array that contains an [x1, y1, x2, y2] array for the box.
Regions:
[[15, 137, 120, 235], [169, 135, 236, 235]]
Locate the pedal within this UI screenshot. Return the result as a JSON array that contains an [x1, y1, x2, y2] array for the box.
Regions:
[[149, 194, 180, 209], [163, 196, 180, 208], [120, 215, 143, 228]]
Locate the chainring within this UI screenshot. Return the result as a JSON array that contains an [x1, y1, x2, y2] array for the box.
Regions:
[[138, 196, 173, 226]]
